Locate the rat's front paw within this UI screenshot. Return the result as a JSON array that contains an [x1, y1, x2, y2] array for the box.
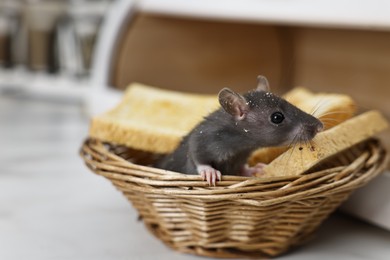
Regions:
[[197, 165, 222, 186], [240, 163, 266, 177]]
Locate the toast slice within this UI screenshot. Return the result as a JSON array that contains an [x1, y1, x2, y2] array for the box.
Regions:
[[89, 83, 219, 153], [261, 110, 389, 177]]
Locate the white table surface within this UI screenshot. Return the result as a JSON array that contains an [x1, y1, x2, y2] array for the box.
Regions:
[[1, 93, 390, 260]]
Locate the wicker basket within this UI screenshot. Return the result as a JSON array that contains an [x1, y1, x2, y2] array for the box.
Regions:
[[80, 137, 388, 258]]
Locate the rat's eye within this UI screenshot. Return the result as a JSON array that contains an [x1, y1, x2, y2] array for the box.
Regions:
[[270, 112, 285, 124]]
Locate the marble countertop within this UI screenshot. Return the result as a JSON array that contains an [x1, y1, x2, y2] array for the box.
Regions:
[[1, 93, 390, 260]]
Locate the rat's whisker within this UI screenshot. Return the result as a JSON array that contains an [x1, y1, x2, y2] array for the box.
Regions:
[[319, 117, 345, 122], [316, 110, 354, 118], [309, 137, 319, 148], [323, 123, 338, 129], [311, 140, 317, 151], [319, 118, 344, 124], [289, 127, 305, 155], [288, 133, 300, 150], [308, 140, 312, 150], [283, 126, 303, 152], [283, 143, 297, 175], [310, 98, 343, 118], [319, 118, 346, 129], [298, 131, 308, 167], [310, 98, 329, 117], [281, 127, 303, 173], [279, 130, 299, 162]]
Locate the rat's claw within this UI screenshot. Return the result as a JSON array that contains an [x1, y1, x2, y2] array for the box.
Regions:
[[254, 163, 266, 172], [217, 171, 222, 182], [241, 163, 267, 177], [197, 165, 221, 186], [211, 170, 217, 186], [200, 171, 206, 181], [209, 169, 221, 186]]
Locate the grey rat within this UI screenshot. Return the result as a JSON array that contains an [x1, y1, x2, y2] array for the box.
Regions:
[[155, 75, 323, 185]]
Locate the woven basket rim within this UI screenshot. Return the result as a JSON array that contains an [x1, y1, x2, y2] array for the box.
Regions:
[[80, 137, 388, 204]]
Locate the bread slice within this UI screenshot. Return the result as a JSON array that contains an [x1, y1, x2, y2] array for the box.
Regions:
[[89, 83, 219, 153], [248, 87, 357, 165], [261, 110, 389, 177]]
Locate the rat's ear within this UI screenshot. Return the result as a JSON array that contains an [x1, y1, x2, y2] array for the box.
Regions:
[[218, 88, 248, 120], [256, 75, 270, 92]]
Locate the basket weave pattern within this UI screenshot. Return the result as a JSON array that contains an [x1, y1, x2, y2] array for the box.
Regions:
[[80, 138, 388, 258]]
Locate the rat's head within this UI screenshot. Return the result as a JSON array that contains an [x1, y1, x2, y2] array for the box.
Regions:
[[218, 75, 324, 147]]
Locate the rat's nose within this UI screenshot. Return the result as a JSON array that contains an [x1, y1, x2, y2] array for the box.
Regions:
[[305, 121, 324, 139], [316, 122, 324, 133]]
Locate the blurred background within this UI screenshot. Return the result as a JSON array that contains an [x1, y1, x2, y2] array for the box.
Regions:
[[1, 0, 390, 259], [1, 0, 389, 149], [0, 0, 110, 75]]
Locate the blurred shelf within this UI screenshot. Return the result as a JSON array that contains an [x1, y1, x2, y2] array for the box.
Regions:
[[0, 68, 90, 102]]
